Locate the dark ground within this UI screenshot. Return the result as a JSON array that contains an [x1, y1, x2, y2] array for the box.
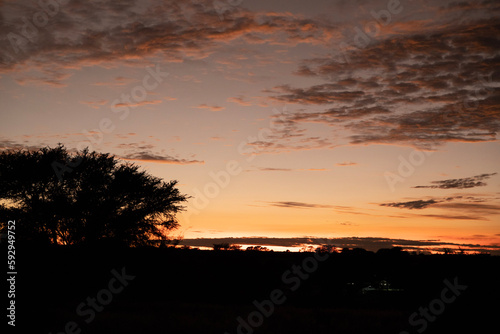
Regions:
[[4, 244, 500, 334]]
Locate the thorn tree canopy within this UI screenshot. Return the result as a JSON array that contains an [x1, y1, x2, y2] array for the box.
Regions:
[[0, 145, 189, 246]]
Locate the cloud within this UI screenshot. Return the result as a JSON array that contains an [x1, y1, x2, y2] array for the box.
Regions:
[[114, 100, 163, 108], [267, 5, 500, 149], [379, 193, 500, 220], [433, 202, 500, 215], [244, 135, 335, 155], [252, 167, 294, 172], [91, 76, 137, 86], [227, 96, 252, 106], [0, 0, 337, 86], [168, 136, 182, 142], [116, 141, 204, 165], [270, 84, 365, 105], [339, 221, 358, 226], [264, 201, 333, 209], [119, 151, 204, 165], [0, 139, 43, 152], [0, 138, 206, 167], [298, 168, 330, 171], [179, 236, 500, 254], [115, 133, 137, 139], [79, 99, 109, 109], [381, 199, 438, 210], [247, 167, 330, 172], [336, 161, 357, 166], [194, 104, 225, 111], [14, 71, 72, 87], [417, 214, 485, 221], [413, 173, 498, 189], [116, 142, 155, 150]]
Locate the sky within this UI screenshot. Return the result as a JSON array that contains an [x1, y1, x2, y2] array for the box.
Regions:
[[0, 0, 499, 253]]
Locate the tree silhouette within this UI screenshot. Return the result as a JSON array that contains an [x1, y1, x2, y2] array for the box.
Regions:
[[213, 243, 230, 251], [245, 245, 270, 252], [315, 244, 337, 254], [0, 145, 188, 246], [212, 243, 241, 251]]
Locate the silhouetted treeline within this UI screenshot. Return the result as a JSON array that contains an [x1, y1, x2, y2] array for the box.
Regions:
[[10, 243, 499, 334]]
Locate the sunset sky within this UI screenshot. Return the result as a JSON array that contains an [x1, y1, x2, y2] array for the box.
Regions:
[[1, 0, 499, 253]]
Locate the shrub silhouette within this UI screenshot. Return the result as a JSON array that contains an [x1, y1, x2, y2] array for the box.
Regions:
[[315, 244, 337, 254], [245, 245, 270, 252], [0, 145, 188, 246], [212, 243, 242, 250]]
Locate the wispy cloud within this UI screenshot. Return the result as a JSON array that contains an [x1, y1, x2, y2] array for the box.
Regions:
[[245, 135, 335, 155], [265, 2, 500, 149], [119, 151, 204, 165], [91, 76, 137, 86], [115, 133, 137, 140], [336, 161, 357, 166], [79, 99, 109, 109], [339, 221, 358, 226], [116, 141, 204, 165], [264, 201, 333, 209], [252, 167, 294, 172], [0, 0, 336, 86], [379, 194, 500, 221], [413, 173, 498, 189], [194, 104, 225, 112], [417, 214, 485, 221], [434, 202, 500, 215], [247, 167, 330, 172], [180, 236, 500, 254], [14, 71, 72, 87], [0, 139, 43, 152], [298, 168, 330, 171], [115, 100, 163, 108], [381, 199, 438, 210], [227, 96, 252, 106]]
